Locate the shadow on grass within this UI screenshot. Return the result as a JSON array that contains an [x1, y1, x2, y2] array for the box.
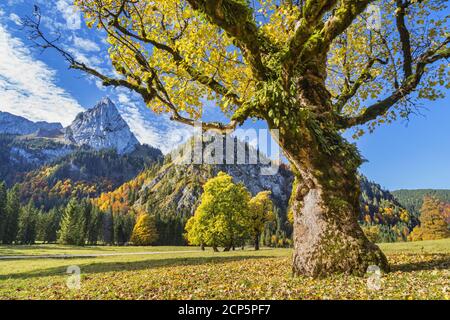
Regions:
[[391, 254, 450, 273], [0, 255, 273, 281]]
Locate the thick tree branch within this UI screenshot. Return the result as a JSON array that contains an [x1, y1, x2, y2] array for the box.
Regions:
[[109, 20, 242, 107], [185, 0, 273, 81], [283, 0, 339, 76], [395, 0, 413, 78], [338, 38, 450, 128]]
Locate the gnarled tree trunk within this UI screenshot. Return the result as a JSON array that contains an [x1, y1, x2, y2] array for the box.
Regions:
[[280, 125, 389, 277], [270, 56, 391, 277]]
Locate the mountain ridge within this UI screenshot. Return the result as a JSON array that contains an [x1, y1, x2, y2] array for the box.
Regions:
[[0, 98, 163, 193], [0, 111, 63, 135]]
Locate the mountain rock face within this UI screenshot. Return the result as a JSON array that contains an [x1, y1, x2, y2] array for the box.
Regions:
[[137, 162, 294, 220], [0, 97, 163, 193], [0, 111, 63, 135], [65, 98, 139, 154]]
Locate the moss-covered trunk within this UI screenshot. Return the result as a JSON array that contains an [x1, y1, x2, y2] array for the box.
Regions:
[[280, 127, 389, 277], [290, 170, 389, 277], [266, 57, 389, 277]]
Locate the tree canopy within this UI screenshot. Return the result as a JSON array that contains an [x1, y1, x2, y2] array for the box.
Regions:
[[185, 172, 251, 250], [23, 0, 448, 136]]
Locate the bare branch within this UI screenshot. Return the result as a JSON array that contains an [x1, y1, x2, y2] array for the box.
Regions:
[[338, 37, 450, 128], [334, 57, 387, 112]]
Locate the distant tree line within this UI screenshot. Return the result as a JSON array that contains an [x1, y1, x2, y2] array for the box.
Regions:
[[0, 180, 159, 246], [4, 175, 445, 248]]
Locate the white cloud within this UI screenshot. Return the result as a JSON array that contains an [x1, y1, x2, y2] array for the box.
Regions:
[[8, 13, 21, 26], [56, 0, 81, 30], [6, 0, 25, 6], [116, 91, 192, 153], [73, 36, 100, 52], [0, 24, 84, 126], [67, 47, 103, 67]]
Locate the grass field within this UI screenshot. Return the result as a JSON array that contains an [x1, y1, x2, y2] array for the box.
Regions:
[[0, 245, 198, 256], [0, 239, 448, 300]]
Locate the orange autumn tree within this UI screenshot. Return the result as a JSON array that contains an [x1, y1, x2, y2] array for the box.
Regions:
[[25, 0, 450, 277], [409, 197, 450, 241], [130, 211, 159, 246]]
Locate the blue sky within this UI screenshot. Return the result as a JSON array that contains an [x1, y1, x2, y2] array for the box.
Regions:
[[0, 1, 449, 191]]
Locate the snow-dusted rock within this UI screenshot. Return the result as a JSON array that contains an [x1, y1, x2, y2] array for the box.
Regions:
[[65, 97, 139, 154]]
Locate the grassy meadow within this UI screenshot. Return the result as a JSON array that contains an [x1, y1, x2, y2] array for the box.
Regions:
[[0, 239, 448, 300]]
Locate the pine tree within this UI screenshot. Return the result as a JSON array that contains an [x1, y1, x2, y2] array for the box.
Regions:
[[37, 207, 62, 244], [0, 181, 7, 241], [102, 208, 115, 245], [114, 213, 127, 246], [2, 185, 20, 244], [58, 198, 86, 246], [17, 200, 38, 245], [48, 207, 62, 243], [409, 197, 450, 241], [115, 213, 136, 245], [86, 206, 102, 245], [130, 212, 158, 246]]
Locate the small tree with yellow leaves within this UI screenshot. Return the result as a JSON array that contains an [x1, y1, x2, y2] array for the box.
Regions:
[[185, 172, 251, 251], [130, 213, 159, 246], [249, 191, 274, 250]]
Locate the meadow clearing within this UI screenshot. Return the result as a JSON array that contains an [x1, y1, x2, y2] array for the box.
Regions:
[[0, 239, 448, 300]]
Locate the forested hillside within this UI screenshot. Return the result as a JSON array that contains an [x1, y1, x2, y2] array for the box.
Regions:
[[0, 134, 75, 185], [93, 144, 414, 245], [359, 176, 416, 242], [18, 145, 163, 210], [392, 189, 450, 218]]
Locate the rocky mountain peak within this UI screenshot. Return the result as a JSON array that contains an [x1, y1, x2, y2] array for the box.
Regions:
[[65, 97, 140, 154]]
